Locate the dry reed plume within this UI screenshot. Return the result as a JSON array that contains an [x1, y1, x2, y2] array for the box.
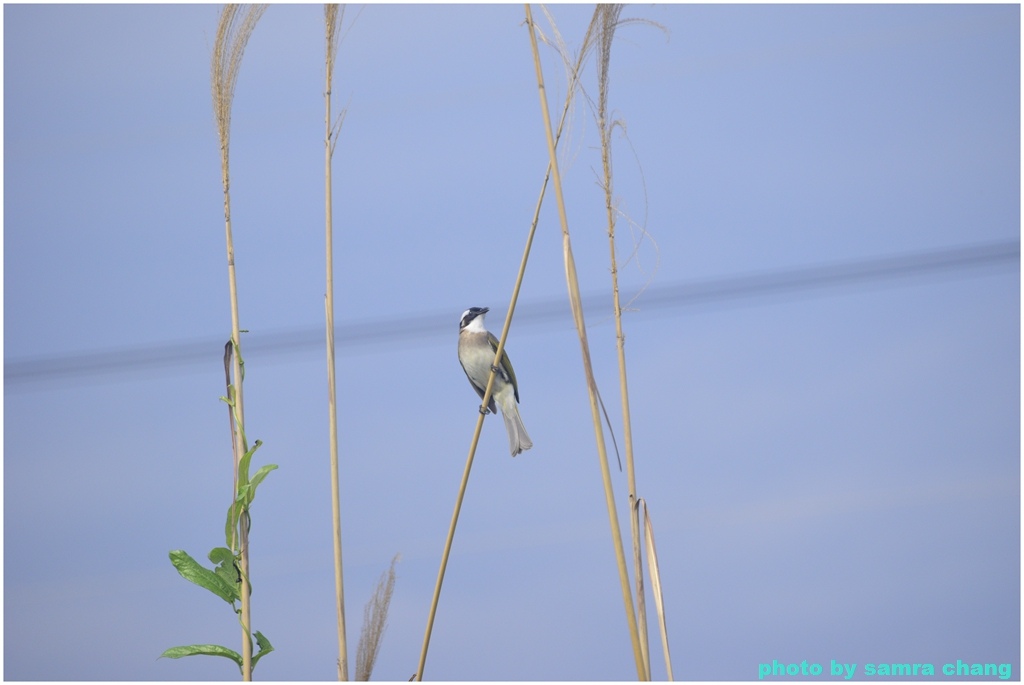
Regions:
[[356, 555, 399, 681]]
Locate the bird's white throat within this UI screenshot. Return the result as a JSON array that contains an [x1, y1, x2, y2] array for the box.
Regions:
[[462, 316, 488, 334]]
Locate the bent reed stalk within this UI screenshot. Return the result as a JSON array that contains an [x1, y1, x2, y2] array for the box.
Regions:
[[524, 4, 646, 679]]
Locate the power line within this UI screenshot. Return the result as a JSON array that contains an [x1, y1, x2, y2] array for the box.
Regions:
[[5, 239, 1018, 386]]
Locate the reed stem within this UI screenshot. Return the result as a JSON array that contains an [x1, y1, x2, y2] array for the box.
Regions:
[[593, 4, 649, 679], [211, 5, 266, 677], [324, 4, 350, 680]]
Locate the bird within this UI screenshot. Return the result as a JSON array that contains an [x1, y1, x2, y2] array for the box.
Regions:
[[457, 306, 533, 456]]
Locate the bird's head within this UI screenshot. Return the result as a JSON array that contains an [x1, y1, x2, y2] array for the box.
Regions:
[[459, 306, 489, 333]]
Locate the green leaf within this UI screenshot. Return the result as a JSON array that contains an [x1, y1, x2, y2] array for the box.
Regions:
[[224, 501, 240, 549], [236, 483, 252, 507], [208, 546, 235, 566], [168, 550, 238, 604], [248, 463, 278, 499], [223, 499, 251, 549], [223, 443, 273, 547], [237, 439, 262, 489], [160, 643, 242, 668], [251, 631, 275, 669], [210, 540, 236, 565], [208, 547, 240, 593]]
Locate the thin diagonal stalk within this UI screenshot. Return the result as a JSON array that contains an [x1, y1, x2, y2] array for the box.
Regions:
[[211, 5, 266, 680], [524, 4, 645, 679], [415, 413, 482, 682], [414, 21, 590, 679], [415, 174, 541, 683], [324, 4, 350, 680]]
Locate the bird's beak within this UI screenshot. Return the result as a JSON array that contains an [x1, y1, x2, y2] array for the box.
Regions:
[[480, 307, 490, 314]]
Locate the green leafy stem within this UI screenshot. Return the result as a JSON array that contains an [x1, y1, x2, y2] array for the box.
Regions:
[[162, 382, 278, 674]]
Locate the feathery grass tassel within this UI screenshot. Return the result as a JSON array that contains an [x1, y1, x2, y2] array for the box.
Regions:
[[356, 555, 399, 680]]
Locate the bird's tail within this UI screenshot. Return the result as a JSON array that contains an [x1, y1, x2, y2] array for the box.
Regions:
[[498, 393, 533, 456]]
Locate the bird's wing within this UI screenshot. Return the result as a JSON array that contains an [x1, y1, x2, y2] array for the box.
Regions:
[[487, 332, 520, 403]]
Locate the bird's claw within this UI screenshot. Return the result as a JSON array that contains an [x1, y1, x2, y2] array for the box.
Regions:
[[479, 406, 491, 415]]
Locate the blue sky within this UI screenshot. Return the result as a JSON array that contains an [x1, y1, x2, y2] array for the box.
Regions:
[[3, 3, 1019, 681]]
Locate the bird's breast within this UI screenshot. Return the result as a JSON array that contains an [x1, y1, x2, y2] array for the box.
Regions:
[[459, 333, 501, 381]]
